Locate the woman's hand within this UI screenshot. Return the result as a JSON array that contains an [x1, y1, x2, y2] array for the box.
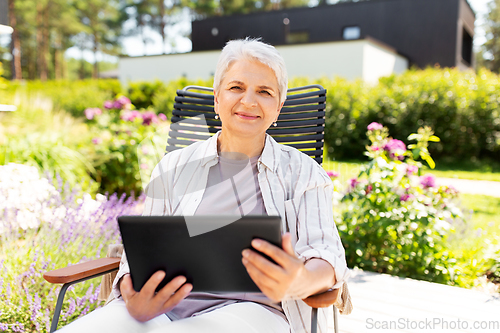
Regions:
[[120, 271, 192, 322], [241, 233, 335, 302]]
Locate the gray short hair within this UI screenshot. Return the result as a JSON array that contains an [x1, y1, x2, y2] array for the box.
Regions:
[[213, 38, 288, 105]]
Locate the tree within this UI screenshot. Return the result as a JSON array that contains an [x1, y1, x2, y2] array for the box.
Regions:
[[481, 0, 500, 72], [74, 0, 123, 78], [8, 0, 22, 80]]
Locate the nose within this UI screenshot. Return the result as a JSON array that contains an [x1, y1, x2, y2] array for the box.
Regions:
[[240, 90, 257, 108]]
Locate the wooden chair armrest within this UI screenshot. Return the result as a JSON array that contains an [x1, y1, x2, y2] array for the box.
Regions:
[[43, 258, 121, 284], [302, 288, 340, 308]]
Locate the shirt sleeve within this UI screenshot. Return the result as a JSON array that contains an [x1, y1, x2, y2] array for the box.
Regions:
[[293, 162, 349, 290]]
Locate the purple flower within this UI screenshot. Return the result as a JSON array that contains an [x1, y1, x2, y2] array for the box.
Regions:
[[400, 193, 414, 201], [158, 113, 168, 121], [141, 111, 159, 126], [84, 108, 101, 120], [367, 122, 384, 131], [112, 96, 131, 110], [117, 96, 131, 106], [113, 100, 123, 109], [406, 164, 419, 175], [326, 171, 339, 178], [104, 100, 114, 109], [92, 137, 102, 145], [420, 174, 436, 188], [349, 178, 359, 188], [384, 139, 407, 160], [121, 110, 141, 122]]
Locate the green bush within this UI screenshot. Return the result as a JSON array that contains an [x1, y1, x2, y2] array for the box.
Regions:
[[2, 79, 122, 117], [83, 97, 170, 196], [126, 77, 213, 120], [318, 68, 500, 164]]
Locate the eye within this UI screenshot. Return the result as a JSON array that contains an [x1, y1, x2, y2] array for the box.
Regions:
[[260, 90, 271, 95], [230, 86, 242, 90]]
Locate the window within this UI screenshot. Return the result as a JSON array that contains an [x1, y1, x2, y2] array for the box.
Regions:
[[343, 26, 361, 40], [461, 28, 473, 66]]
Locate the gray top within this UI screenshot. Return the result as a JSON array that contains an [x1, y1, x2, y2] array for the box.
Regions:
[[166, 153, 286, 322]]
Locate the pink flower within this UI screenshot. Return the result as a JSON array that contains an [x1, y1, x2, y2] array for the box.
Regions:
[[158, 113, 168, 121], [326, 171, 339, 178], [367, 122, 384, 131], [121, 110, 141, 122], [92, 137, 102, 145], [141, 111, 159, 126], [400, 193, 414, 202], [84, 108, 101, 120], [371, 146, 380, 151], [420, 174, 436, 188], [365, 184, 373, 194], [406, 164, 418, 175], [349, 178, 359, 188], [140, 163, 149, 169], [104, 101, 114, 109], [384, 139, 406, 160]]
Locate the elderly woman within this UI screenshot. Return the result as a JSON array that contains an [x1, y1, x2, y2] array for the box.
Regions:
[[58, 38, 349, 333]]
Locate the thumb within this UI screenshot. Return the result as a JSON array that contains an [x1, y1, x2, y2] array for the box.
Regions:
[[120, 274, 135, 300], [282, 233, 296, 257]]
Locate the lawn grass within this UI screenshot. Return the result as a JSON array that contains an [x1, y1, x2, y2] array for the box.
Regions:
[[322, 158, 500, 182], [448, 194, 500, 289]]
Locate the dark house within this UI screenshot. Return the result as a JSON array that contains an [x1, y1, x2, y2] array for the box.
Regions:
[[192, 0, 475, 69]]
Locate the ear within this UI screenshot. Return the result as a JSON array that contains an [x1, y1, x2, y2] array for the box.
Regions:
[[214, 92, 219, 114], [276, 100, 284, 119]]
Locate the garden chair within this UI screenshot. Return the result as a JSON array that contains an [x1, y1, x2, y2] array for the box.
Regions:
[[43, 84, 351, 333]]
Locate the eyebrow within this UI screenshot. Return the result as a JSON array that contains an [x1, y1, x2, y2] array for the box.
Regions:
[[227, 81, 276, 92]]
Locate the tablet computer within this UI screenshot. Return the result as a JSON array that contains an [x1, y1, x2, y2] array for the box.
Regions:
[[118, 215, 282, 293]]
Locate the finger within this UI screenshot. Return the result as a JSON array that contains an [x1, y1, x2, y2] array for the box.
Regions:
[[251, 238, 296, 268], [160, 283, 193, 313], [243, 258, 281, 301], [141, 270, 166, 298], [155, 275, 187, 300], [281, 233, 296, 257], [120, 274, 136, 300], [242, 256, 280, 286], [242, 249, 285, 280]]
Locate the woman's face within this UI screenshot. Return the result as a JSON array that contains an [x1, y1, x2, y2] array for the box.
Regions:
[[214, 59, 283, 139]]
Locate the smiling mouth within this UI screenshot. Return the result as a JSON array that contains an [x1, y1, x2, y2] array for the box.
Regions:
[[235, 113, 260, 120]]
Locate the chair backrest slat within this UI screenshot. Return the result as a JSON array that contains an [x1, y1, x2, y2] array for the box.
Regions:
[[168, 85, 326, 165]]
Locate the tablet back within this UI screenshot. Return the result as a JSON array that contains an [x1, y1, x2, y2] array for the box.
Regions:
[[118, 215, 282, 292]]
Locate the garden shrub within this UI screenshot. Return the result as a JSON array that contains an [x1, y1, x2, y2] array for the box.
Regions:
[[321, 68, 500, 164], [336, 123, 464, 284], [83, 96, 169, 196], [126, 77, 213, 120], [2, 79, 122, 117], [0, 164, 144, 332]]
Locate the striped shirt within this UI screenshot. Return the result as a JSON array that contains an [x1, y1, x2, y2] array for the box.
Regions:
[[112, 131, 350, 333]]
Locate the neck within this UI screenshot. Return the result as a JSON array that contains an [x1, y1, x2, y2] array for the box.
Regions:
[[217, 130, 266, 158]]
